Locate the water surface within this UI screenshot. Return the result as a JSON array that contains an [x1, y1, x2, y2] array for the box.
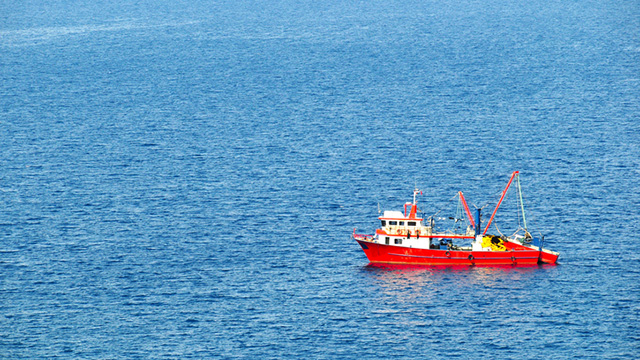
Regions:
[[1, 0, 639, 358]]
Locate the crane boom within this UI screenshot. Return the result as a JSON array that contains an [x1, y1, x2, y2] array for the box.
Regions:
[[482, 171, 519, 236]]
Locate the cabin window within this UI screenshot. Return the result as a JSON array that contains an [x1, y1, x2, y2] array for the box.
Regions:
[[389, 221, 398, 226], [381, 220, 386, 227], [385, 237, 389, 245], [408, 221, 416, 226], [394, 238, 402, 245], [399, 221, 405, 226]]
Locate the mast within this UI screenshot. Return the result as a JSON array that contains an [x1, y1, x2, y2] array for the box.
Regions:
[[405, 188, 422, 219], [482, 171, 519, 236]]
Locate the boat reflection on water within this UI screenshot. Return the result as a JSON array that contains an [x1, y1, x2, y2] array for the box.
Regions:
[[361, 263, 559, 303], [365, 262, 557, 272], [358, 262, 562, 337]]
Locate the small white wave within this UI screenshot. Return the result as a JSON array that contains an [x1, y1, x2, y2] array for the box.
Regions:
[[0, 19, 200, 47]]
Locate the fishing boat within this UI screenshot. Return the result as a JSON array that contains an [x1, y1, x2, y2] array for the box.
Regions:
[[353, 171, 559, 266]]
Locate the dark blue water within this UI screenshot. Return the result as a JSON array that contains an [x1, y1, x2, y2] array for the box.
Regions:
[[1, 0, 639, 358]]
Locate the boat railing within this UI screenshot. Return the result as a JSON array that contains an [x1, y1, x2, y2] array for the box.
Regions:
[[353, 230, 374, 241]]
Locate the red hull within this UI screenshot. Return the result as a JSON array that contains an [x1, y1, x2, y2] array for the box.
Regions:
[[356, 240, 559, 266]]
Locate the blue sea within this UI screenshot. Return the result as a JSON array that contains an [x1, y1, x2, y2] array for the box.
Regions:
[[1, 0, 639, 358]]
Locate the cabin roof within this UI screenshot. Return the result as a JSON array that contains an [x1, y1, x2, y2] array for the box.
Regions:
[[378, 210, 423, 221]]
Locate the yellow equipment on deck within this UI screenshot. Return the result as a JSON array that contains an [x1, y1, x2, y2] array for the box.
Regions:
[[482, 235, 507, 251]]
